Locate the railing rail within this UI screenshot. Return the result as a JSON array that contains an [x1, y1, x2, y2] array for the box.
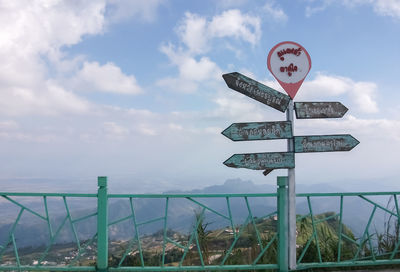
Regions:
[[1, 177, 400, 271]]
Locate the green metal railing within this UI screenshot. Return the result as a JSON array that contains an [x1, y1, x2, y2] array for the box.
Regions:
[[296, 192, 400, 270], [1, 176, 400, 271], [106, 192, 279, 271], [0, 191, 98, 271]]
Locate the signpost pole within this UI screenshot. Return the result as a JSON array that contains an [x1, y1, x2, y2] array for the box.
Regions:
[[97, 176, 108, 272], [277, 176, 289, 272], [287, 100, 296, 270]]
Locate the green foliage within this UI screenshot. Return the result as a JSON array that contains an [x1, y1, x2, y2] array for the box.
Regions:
[[375, 196, 400, 259], [163, 248, 183, 264], [194, 209, 211, 264], [109, 250, 160, 267], [223, 248, 246, 265], [297, 212, 357, 263]]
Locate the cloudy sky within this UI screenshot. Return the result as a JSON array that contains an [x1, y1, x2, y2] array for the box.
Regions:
[[1, 0, 399, 193]]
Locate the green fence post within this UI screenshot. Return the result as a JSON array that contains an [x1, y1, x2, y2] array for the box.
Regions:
[[278, 176, 289, 272], [97, 176, 108, 272]]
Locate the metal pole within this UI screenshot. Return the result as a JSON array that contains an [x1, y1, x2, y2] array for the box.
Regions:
[[277, 176, 288, 272], [97, 176, 108, 272], [287, 100, 297, 270]]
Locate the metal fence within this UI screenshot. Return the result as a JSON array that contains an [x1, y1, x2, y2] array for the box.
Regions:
[[1, 176, 400, 271]]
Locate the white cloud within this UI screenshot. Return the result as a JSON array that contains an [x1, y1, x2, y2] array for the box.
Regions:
[[0, 119, 61, 143], [373, 0, 400, 19], [156, 77, 199, 93], [0, 81, 91, 116], [44, 81, 91, 115], [293, 113, 400, 186], [211, 94, 266, 121], [0, 1, 106, 55], [0, 1, 157, 116], [181, 56, 221, 82], [208, 9, 261, 45], [0, 1, 105, 116], [126, 108, 158, 118], [261, 73, 379, 114], [305, 0, 400, 19], [305, 0, 334, 17], [159, 9, 260, 93], [0, 131, 58, 143], [175, 9, 261, 55], [347, 115, 400, 141], [75, 61, 143, 95], [103, 121, 129, 139], [137, 124, 157, 136], [349, 82, 378, 114], [168, 123, 184, 131], [297, 114, 400, 142], [157, 44, 222, 93], [259, 73, 378, 114], [301, 74, 352, 96], [297, 73, 379, 114], [0, 121, 18, 131], [204, 126, 222, 134], [177, 12, 209, 54], [263, 1, 288, 22]]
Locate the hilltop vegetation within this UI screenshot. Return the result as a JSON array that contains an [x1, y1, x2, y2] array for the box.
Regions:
[[296, 212, 357, 262], [108, 211, 357, 267]]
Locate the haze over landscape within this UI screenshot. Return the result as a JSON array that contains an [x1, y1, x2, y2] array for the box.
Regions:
[[1, 0, 400, 194]]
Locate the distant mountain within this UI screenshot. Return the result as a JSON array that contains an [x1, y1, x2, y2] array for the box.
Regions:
[[164, 178, 276, 194], [166, 178, 346, 194]]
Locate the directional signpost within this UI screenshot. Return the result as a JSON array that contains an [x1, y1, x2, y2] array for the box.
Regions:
[[221, 41, 359, 272], [222, 72, 290, 112], [294, 135, 359, 153], [294, 102, 348, 119], [222, 121, 292, 141], [267, 41, 313, 270], [224, 152, 294, 171]]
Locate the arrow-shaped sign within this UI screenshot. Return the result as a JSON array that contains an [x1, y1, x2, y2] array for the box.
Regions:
[[222, 72, 291, 113], [222, 121, 292, 141], [294, 102, 348, 119], [223, 152, 295, 175], [294, 134, 359, 153]]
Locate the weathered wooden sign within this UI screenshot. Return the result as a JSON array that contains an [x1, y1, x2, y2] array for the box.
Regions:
[[223, 152, 295, 171], [222, 72, 290, 112], [294, 135, 359, 153], [294, 102, 348, 119], [221, 121, 292, 141]]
